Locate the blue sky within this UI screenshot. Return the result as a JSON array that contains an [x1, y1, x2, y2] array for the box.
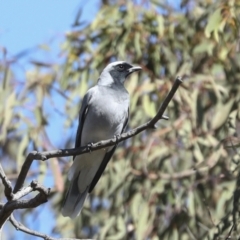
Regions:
[[0, 0, 100, 147], [0, 1, 99, 54], [0, 1, 99, 239]]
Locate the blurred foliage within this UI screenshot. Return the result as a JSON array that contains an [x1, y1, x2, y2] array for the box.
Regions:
[[1, 0, 240, 239]]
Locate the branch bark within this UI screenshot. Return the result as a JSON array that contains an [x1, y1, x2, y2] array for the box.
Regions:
[[0, 178, 50, 228], [0, 164, 13, 201]]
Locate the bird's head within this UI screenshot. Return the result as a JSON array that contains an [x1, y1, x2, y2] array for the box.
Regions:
[[98, 61, 141, 86]]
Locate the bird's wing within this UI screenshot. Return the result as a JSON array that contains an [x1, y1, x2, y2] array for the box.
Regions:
[[73, 90, 93, 160], [88, 108, 129, 193]]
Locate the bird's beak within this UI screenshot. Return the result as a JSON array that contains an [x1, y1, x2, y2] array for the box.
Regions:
[[126, 66, 142, 77], [128, 66, 142, 73]]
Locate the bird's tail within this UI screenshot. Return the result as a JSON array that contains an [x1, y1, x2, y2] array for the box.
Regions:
[[61, 170, 89, 219]]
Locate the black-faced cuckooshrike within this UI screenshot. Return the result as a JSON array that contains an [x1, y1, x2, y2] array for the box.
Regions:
[[62, 61, 141, 218]]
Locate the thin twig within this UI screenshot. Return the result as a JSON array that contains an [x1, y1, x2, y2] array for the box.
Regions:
[[9, 214, 89, 240], [203, 198, 215, 227], [225, 223, 235, 240], [149, 76, 182, 127]]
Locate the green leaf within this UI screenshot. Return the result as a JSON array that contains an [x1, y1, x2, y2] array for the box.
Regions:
[[212, 98, 235, 130], [136, 201, 149, 239], [193, 41, 214, 55], [0, 92, 16, 143], [142, 94, 156, 118], [205, 8, 222, 41], [79, 70, 89, 97], [106, 216, 126, 240], [157, 15, 164, 36], [131, 193, 142, 223], [17, 134, 29, 169], [188, 190, 195, 216], [193, 142, 204, 163], [99, 216, 116, 240], [134, 32, 142, 58]]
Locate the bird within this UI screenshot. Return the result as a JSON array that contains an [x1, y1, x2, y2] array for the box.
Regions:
[[61, 61, 141, 219]]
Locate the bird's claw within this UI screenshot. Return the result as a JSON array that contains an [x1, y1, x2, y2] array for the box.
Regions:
[[114, 134, 121, 144], [87, 142, 94, 153]]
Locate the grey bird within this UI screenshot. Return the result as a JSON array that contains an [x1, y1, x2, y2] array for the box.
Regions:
[[61, 61, 141, 218]]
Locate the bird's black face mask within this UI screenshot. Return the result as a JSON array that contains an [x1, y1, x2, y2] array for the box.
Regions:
[[110, 62, 141, 84]]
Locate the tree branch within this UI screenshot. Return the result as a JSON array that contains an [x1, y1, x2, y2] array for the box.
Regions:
[[0, 164, 13, 201], [0, 180, 50, 228], [14, 76, 183, 193]]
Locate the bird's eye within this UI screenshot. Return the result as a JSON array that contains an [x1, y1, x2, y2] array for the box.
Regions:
[[119, 64, 124, 69]]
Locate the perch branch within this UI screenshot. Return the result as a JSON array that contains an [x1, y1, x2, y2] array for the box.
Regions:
[[14, 76, 183, 193]]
